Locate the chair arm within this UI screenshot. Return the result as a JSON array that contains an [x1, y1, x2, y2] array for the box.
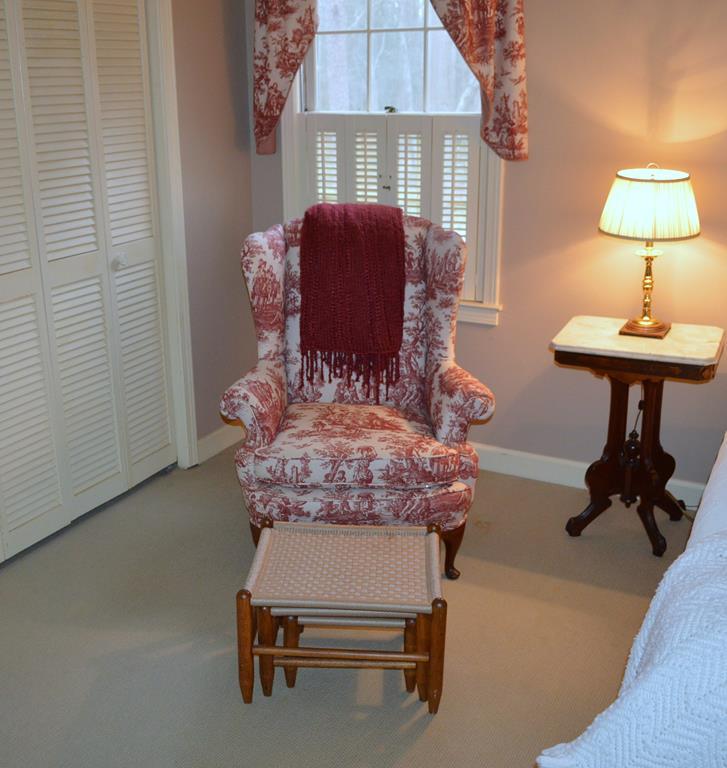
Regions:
[[426, 361, 495, 445], [219, 359, 287, 448]]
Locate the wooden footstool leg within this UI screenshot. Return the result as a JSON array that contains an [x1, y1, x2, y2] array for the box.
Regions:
[[403, 618, 416, 693], [283, 616, 301, 688], [428, 598, 447, 714], [236, 590, 254, 703], [258, 606, 276, 696], [415, 613, 431, 702]]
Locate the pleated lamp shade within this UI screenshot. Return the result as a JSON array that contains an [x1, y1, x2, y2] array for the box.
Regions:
[[598, 167, 700, 242]]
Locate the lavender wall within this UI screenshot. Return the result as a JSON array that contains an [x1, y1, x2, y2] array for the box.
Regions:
[[171, 0, 256, 439]]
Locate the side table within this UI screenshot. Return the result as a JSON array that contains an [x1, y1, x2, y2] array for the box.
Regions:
[[550, 316, 724, 556]]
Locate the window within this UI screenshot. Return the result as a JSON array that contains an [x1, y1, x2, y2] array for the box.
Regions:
[[309, 1, 479, 114], [281, 0, 503, 325]]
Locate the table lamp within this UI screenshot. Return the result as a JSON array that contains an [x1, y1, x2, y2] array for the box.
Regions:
[[598, 164, 700, 338]]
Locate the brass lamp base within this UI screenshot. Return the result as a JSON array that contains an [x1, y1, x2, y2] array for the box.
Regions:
[[619, 317, 671, 339], [618, 242, 671, 339]]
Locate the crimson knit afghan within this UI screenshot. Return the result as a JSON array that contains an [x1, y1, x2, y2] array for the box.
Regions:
[[299, 203, 405, 403]]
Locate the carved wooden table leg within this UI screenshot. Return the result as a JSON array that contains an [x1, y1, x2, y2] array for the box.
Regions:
[[655, 488, 686, 521], [566, 376, 629, 537], [647, 380, 685, 522], [635, 380, 667, 556]]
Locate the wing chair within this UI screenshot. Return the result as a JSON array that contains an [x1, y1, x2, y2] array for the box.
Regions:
[[220, 215, 494, 579]]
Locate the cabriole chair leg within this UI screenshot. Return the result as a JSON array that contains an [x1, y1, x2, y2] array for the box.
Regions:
[[441, 523, 466, 580], [249, 522, 261, 546]]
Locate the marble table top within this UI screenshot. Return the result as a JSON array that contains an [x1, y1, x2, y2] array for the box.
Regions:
[[550, 316, 725, 366]]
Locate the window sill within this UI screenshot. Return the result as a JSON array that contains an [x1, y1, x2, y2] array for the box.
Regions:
[[457, 300, 501, 326]]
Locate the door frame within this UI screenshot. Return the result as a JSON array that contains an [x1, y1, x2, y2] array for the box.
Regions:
[[145, 0, 198, 468]]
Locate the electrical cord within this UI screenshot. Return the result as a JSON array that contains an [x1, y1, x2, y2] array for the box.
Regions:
[[633, 386, 644, 434]]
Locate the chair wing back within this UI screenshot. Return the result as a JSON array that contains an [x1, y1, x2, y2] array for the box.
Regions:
[[240, 223, 286, 362], [423, 222, 467, 372], [241, 215, 467, 414]]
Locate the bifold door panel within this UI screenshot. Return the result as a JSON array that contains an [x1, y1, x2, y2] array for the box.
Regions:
[[0, 0, 175, 561]]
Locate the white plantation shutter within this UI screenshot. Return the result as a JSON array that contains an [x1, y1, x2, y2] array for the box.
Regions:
[[440, 133, 469, 235], [431, 120, 480, 297], [396, 133, 422, 215], [303, 113, 486, 300], [387, 116, 431, 219], [0, 0, 174, 562], [345, 116, 385, 204], [307, 117, 388, 207], [314, 129, 339, 203], [354, 131, 378, 203]]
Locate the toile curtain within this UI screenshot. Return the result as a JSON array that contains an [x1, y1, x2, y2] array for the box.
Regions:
[[428, 0, 528, 160], [253, 0, 317, 154], [253, 0, 528, 161]]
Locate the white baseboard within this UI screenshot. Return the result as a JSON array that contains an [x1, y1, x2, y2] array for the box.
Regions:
[[472, 441, 705, 508], [196, 423, 244, 464]]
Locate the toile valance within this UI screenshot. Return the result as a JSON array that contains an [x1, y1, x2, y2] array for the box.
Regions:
[[253, 0, 528, 160]]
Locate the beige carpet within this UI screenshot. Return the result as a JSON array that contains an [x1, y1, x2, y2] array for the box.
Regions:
[[0, 447, 690, 768]]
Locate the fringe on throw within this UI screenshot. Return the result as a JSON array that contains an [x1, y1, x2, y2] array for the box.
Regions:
[[300, 349, 400, 404]]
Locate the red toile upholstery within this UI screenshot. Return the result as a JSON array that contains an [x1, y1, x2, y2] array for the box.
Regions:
[[220, 215, 494, 578]]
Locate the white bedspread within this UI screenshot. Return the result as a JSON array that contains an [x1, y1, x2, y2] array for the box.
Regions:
[[689, 434, 727, 548], [537, 531, 727, 768]]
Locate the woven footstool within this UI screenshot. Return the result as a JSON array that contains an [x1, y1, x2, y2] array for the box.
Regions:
[[236, 522, 448, 713]]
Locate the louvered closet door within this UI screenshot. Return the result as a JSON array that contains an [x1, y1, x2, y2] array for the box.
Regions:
[[0, 0, 174, 561], [0, 0, 68, 557], [90, 0, 174, 485], [18, 0, 130, 532]]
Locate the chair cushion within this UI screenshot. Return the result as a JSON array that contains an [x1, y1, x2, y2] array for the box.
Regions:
[[252, 403, 461, 488], [243, 480, 472, 531]]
